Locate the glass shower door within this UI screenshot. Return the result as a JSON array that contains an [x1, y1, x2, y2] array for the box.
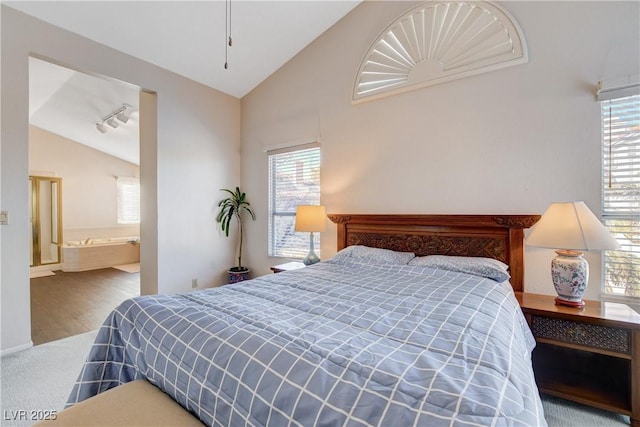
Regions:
[[30, 176, 62, 266]]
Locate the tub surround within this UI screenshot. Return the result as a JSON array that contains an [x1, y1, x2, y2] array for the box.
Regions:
[[62, 238, 140, 272]]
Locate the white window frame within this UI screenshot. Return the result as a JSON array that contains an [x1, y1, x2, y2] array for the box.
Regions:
[[267, 143, 321, 259], [599, 81, 639, 304], [116, 176, 140, 225]]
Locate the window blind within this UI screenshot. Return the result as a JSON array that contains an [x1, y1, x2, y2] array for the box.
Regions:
[[597, 75, 640, 101], [117, 176, 140, 224], [601, 93, 640, 299], [268, 145, 320, 258]]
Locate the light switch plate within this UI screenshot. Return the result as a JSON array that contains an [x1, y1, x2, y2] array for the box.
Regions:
[[0, 211, 8, 225]]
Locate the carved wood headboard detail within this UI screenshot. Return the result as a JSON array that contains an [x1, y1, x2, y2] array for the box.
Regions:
[[327, 214, 540, 292]]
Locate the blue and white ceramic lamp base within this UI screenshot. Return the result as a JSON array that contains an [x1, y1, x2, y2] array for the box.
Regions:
[[551, 250, 588, 308], [303, 232, 321, 266]]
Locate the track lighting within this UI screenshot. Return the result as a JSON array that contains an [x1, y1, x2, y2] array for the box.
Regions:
[[94, 104, 133, 134]]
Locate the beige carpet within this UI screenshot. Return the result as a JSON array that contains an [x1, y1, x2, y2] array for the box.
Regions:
[[1, 331, 98, 426], [112, 263, 140, 273]]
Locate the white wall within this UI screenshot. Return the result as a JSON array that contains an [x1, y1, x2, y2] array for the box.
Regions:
[[29, 126, 140, 241], [241, 1, 639, 298], [1, 6, 241, 353]]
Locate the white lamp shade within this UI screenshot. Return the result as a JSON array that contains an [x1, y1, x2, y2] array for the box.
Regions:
[[526, 201, 620, 251], [295, 205, 327, 232]]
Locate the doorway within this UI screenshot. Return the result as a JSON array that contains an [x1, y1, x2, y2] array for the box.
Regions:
[[28, 56, 143, 344]]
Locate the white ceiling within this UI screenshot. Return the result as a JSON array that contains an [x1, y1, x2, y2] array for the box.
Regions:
[[6, 1, 361, 165], [29, 56, 142, 164]]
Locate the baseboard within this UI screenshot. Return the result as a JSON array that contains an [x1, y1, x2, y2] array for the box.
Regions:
[[30, 264, 61, 273], [1, 341, 34, 356]]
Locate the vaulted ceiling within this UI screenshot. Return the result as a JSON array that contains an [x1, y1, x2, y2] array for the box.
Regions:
[[6, 1, 361, 165]]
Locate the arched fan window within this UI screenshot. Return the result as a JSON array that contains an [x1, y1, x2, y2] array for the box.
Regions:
[[353, 1, 528, 103]]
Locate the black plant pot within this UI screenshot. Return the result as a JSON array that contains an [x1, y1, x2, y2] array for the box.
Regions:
[[228, 267, 250, 284]]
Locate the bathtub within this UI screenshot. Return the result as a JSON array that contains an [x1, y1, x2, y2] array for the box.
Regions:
[[62, 237, 140, 272]]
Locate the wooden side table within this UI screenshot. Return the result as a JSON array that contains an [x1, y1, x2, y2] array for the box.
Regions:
[[516, 292, 640, 426], [270, 262, 305, 274]]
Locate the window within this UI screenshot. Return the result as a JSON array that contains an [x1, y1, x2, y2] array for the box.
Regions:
[[601, 92, 639, 300], [117, 176, 140, 224], [268, 144, 320, 258]]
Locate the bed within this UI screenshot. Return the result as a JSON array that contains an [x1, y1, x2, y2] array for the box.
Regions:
[[67, 213, 545, 426]]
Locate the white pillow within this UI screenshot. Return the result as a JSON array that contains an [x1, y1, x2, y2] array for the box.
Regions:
[[331, 245, 415, 265], [408, 255, 510, 282]]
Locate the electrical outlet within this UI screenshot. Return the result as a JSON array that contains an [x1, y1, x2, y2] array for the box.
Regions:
[[191, 278, 198, 288]]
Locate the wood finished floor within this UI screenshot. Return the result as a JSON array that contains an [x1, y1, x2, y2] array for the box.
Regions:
[[30, 268, 140, 346]]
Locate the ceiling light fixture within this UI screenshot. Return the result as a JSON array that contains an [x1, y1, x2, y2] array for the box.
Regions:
[[95, 122, 108, 134], [116, 110, 129, 123], [94, 104, 133, 134], [106, 117, 119, 128]]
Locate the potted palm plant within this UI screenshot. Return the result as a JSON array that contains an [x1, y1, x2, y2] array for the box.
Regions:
[[216, 187, 256, 283]]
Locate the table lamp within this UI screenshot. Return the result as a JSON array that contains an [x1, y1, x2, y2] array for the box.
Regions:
[[295, 205, 326, 265], [526, 201, 620, 307]]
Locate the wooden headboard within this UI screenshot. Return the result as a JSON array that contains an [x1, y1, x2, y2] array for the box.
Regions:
[[327, 214, 540, 292]]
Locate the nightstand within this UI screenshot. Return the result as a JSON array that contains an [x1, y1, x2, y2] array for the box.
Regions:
[[270, 262, 305, 273], [516, 292, 640, 426]]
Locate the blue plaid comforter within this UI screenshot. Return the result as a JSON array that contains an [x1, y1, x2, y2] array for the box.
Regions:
[[67, 259, 546, 426]]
